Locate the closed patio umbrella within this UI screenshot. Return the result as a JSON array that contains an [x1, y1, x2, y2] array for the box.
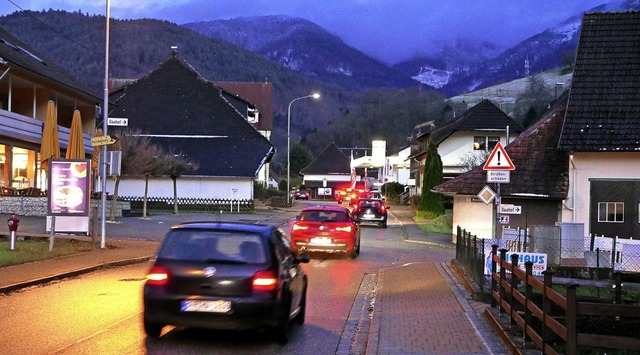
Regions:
[[40, 100, 60, 171], [65, 110, 85, 159]]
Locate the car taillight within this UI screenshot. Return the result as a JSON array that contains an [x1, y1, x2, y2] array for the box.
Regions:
[[253, 270, 278, 291], [336, 225, 353, 233], [380, 205, 386, 213], [146, 265, 169, 286], [292, 223, 308, 231]]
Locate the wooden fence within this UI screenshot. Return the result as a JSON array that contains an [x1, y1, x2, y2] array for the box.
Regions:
[[489, 245, 640, 354]]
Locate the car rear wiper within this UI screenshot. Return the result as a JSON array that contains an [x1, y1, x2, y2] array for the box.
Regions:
[[204, 258, 247, 264]]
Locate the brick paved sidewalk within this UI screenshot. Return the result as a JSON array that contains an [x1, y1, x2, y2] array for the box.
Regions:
[[367, 262, 505, 355]]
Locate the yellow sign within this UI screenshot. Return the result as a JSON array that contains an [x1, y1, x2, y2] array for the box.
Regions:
[[90, 135, 118, 147]]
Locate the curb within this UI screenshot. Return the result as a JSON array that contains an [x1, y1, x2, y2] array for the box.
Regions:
[[0, 255, 154, 295]]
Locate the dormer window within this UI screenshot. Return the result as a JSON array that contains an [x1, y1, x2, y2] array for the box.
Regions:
[[247, 107, 259, 123]]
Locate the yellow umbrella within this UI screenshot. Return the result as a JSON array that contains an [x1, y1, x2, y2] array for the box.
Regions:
[[65, 110, 85, 159], [40, 100, 60, 171], [91, 128, 103, 175]]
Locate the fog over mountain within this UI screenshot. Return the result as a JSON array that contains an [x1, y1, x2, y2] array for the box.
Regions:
[[0, 0, 609, 65]]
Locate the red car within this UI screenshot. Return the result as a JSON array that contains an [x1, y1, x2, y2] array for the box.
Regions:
[[290, 205, 361, 258]]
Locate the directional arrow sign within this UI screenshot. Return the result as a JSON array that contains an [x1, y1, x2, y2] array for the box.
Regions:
[[91, 135, 118, 147], [499, 204, 522, 214], [107, 117, 128, 126]]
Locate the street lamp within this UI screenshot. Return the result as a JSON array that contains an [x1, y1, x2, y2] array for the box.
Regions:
[[287, 92, 320, 204]]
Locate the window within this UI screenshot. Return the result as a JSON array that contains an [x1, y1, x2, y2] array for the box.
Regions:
[[598, 202, 624, 223], [473, 136, 486, 151], [474, 136, 501, 151], [488, 136, 500, 150]]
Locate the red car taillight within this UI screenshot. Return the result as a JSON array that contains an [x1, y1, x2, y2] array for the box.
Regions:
[[336, 225, 353, 233], [146, 265, 169, 286], [292, 223, 308, 231], [380, 205, 386, 213], [253, 270, 278, 291]]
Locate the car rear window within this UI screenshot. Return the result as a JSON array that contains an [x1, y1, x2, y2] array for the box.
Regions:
[[300, 210, 348, 222], [359, 200, 381, 208], [158, 230, 267, 263]]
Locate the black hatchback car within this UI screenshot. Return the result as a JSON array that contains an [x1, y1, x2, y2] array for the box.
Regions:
[[143, 222, 310, 343], [353, 198, 389, 228]]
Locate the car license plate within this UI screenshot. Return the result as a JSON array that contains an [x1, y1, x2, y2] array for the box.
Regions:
[[181, 300, 231, 313], [310, 237, 332, 245], [364, 213, 375, 218]]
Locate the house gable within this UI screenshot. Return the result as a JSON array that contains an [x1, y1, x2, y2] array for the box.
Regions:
[[434, 93, 570, 199], [300, 142, 350, 176], [108, 52, 274, 178]]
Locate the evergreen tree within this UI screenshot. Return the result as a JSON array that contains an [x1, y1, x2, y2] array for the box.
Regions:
[[418, 142, 445, 217]]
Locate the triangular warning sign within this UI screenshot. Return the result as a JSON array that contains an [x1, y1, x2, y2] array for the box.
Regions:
[[483, 142, 515, 170]]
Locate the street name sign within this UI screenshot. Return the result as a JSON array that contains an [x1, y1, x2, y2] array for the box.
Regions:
[[499, 204, 522, 214], [91, 135, 118, 147], [107, 117, 128, 126], [483, 142, 515, 171]]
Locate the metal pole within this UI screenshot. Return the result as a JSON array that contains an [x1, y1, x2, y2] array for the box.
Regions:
[[100, 0, 111, 249], [286, 93, 320, 205]]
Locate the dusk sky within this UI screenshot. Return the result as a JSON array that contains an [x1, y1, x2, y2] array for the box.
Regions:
[[1, 0, 610, 64]]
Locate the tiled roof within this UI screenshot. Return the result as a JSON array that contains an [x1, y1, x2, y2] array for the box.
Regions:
[[431, 99, 523, 144], [558, 11, 640, 151], [108, 52, 274, 177], [213, 81, 273, 131], [433, 93, 570, 199], [0, 26, 98, 101], [300, 142, 351, 175]]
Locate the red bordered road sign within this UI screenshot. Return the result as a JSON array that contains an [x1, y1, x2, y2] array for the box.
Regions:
[[483, 142, 515, 171]]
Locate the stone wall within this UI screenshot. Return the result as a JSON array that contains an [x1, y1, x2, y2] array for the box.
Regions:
[[0, 196, 130, 218]]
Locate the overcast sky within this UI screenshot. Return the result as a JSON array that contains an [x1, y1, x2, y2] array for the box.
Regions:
[[1, 0, 610, 64]]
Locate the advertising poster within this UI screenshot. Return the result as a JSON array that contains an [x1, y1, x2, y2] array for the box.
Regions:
[[47, 159, 90, 216]]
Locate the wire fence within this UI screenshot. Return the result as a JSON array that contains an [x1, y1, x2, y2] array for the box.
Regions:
[[456, 225, 640, 293]]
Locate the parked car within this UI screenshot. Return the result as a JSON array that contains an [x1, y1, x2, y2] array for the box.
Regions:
[[290, 205, 361, 258], [143, 221, 310, 343], [353, 198, 388, 228], [294, 189, 309, 200]]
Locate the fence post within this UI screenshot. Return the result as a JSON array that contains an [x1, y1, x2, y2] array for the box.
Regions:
[[566, 283, 579, 355], [509, 253, 520, 327], [524, 261, 533, 346], [491, 244, 499, 307], [456, 226, 461, 260], [479, 238, 485, 292], [614, 271, 623, 304], [473, 235, 478, 285], [542, 270, 555, 352], [611, 236, 617, 269], [499, 248, 508, 315]]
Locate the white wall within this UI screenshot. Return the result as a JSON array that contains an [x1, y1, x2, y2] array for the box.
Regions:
[[563, 152, 640, 233], [105, 176, 254, 200], [438, 131, 511, 175], [451, 195, 495, 242]]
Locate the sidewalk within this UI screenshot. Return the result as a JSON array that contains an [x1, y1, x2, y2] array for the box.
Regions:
[[0, 205, 507, 354]]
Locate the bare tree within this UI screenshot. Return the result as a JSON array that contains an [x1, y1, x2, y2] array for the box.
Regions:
[[163, 149, 198, 214], [458, 150, 490, 172]]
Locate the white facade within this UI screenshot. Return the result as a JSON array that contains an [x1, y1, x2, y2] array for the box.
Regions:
[[438, 131, 513, 176], [106, 176, 254, 200], [562, 152, 640, 233], [451, 195, 496, 242]]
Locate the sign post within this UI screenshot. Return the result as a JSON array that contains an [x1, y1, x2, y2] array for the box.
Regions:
[[483, 142, 515, 239]]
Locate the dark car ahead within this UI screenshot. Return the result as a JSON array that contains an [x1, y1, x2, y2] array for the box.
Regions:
[[290, 205, 361, 258], [353, 198, 388, 228], [294, 189, 309, 200], [143, 222, 310, 343]]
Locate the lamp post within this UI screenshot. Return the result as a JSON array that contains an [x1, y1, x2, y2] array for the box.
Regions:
[[287, 93, 320, 204]]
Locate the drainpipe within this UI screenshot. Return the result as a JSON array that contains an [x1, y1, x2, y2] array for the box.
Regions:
[[567, 154, 576, 222]]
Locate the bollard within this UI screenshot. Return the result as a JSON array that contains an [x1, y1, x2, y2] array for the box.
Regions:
[[7, 214, 20, 251]]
